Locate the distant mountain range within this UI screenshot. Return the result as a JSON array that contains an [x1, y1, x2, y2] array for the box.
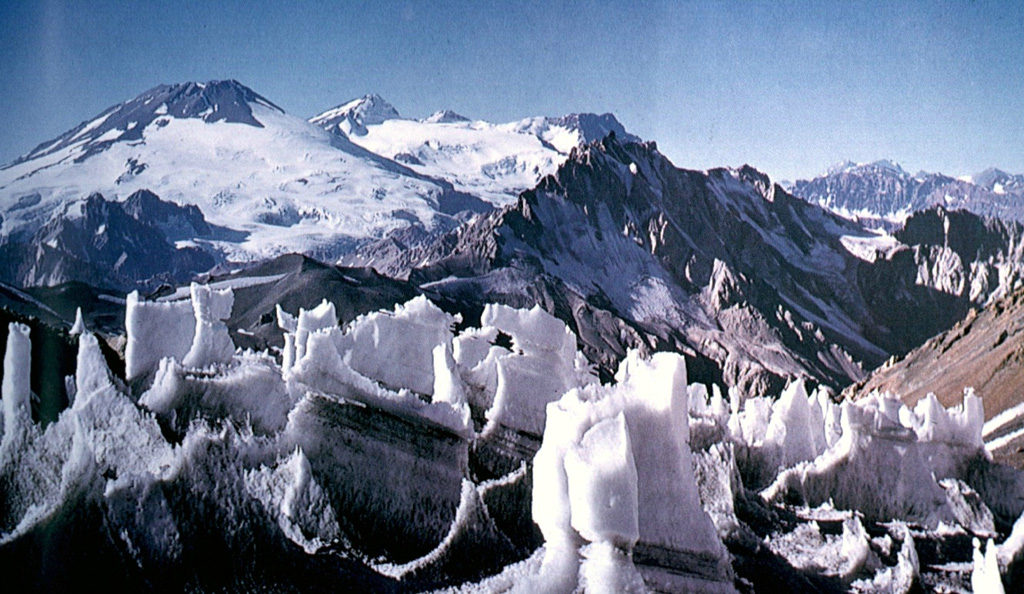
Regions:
[[789, 160, 1024, 226]]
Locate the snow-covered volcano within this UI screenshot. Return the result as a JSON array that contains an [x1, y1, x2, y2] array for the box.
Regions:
[[0, 81, 483, 263]]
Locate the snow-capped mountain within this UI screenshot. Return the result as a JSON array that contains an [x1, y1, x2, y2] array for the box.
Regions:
[[7, 79, 1024, 398], [310, 97, 640, 206], [423, 109, 470, 124], [7, 82, 1024, 593], [791, 160, 1024, 225], [509, 112, 641, 153], [1, 81, 645, 289], [351, 135, 1024, 394], [307, 93, 403, 136], [0, 80, 487, 268], [972, 167, 1024, 195]]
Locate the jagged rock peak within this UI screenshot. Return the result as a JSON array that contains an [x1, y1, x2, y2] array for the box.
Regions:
[[792, 157, 1024, 226], [19, 191, 215, 289], [120, 189, 211, 239], [734, 164, 772, 187], [148, 79, 284, 119], [897, 204, 1024, 251], [565, 131, 657, 162]]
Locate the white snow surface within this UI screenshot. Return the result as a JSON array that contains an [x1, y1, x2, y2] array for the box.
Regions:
[[564, 412, 639, 547], [181, 283, 235, 369], [341, 116, 566, 206], [840, 229, 901, 262], [124, 290, 198, 380], [312, 102, 641, 207], [335, 295, 457, 397], [532, 350, 733, 588], [69, 307, 86, 335], [973, 537, 1007, 593]]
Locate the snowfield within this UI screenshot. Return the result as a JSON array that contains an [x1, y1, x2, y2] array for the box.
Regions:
[[342, 117, 566, 207], [2, 288, 1023, 592]]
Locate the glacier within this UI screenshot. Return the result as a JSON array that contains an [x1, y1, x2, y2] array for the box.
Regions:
[[1, 286, 1023, 592]]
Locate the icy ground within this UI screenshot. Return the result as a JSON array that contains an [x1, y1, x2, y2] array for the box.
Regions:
[[2, 287, 1024, 592]]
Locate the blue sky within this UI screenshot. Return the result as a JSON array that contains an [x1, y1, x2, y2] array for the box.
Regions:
[[1, 0, 1021, 180]]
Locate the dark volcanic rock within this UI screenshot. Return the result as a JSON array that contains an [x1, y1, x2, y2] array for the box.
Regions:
[[121, 189, 211, 241]]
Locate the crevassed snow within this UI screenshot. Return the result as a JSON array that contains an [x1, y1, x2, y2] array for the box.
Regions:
[[766, 516, 871, 580], [759, 390, 991, 529]]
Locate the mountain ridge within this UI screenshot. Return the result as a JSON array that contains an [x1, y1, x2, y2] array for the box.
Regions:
[[791, 160, 1024, 225], [9, 80, 283, 168], [347, 134, 1024, 394]]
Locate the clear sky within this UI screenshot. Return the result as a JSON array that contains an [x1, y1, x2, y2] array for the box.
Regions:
[[1, 0, 1021, 181]]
